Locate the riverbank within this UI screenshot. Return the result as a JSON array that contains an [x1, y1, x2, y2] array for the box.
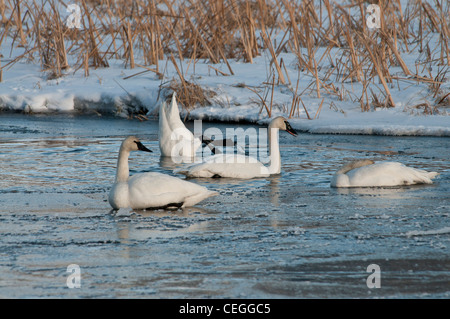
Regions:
[[0, 1, 448, 136]]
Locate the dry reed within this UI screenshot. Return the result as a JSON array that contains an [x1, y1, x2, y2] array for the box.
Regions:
[[0, 0, 448, 115]]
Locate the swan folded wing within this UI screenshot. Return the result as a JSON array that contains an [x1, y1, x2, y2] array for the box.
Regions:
[[127, 172, 216, 208], [173, 154, 235, 174], [182, 189, 218, 207], [129, 191, 187, 209], [177, 156, 270, 179], [202, 154, 258, 164]]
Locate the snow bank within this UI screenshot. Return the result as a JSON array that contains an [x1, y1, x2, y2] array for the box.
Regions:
[[188, 104, 450, 137], [1, 39, 448, 136]]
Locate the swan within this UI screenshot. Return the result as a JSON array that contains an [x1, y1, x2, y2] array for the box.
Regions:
[[108, 136, 218, 209], [159, 92, 202, 158], [159, 92, 241, 158], [174, 116, 298, 179], [330, 159, 439, 187]]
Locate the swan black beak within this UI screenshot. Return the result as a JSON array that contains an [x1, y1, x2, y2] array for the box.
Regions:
[[135, 141, 152, 152], [201, 135, 213, 147], [284, 121, 298, 137]]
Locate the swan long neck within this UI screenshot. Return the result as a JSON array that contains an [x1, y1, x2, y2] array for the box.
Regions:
[[267, 126, 281, 175], [115, 148, 130, 182]]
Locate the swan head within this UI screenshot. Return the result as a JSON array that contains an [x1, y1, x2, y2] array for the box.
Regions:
[[269, 116, 298, 136], [121, 136, 152, 153]]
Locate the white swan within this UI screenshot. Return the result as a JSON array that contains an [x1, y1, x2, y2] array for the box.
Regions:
[[108, 136, 218, 209], [159, 92, 242, 158], [174, 116, 298, 179], [330, 159, 439, 187], [159, 92, 202, 158]]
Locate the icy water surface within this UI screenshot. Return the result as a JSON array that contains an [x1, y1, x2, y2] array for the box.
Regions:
[[0, 113, 449, 298]]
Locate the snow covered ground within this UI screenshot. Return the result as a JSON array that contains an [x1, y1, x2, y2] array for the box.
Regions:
[[0, 13, 449, 137]]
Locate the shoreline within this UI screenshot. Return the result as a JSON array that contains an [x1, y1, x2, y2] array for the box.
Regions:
[[1, 103, 449, 137]]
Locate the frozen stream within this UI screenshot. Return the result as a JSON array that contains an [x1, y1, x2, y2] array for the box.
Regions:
[[0, 113, 449, 298]]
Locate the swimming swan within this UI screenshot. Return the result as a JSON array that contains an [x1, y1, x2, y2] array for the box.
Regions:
[[174, 116, 298, 179], [159, 93, 241, 158], [108, 136, 218, 209], [330, 159, 439, 187]]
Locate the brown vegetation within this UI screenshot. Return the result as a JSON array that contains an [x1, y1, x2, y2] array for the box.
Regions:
[[0, 0, 448, 116]]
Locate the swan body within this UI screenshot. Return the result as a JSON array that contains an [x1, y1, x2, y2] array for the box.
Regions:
[[330, 159, 439, 188], [177, 153, 271, 178], [159, 93, 244, 158], [159, 93, 202, 158], [175, 117, 297, 179], [109, 136, 218, 209]]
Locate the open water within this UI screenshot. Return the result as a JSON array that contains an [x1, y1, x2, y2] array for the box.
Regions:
[[0, 113, 449, 298]]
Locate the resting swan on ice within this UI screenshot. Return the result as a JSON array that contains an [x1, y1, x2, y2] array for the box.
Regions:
[[330, 159, 439, 188], [159, 92, 240, 158], [108, 136, 218, 210], [174, 116, 298, 179]]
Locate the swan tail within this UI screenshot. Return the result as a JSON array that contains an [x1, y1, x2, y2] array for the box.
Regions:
[[174, 163, 217, 178], [429, 171, 439, 179], [182, 190, 218, 207], [407, 169, 439, 185]]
